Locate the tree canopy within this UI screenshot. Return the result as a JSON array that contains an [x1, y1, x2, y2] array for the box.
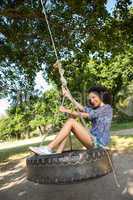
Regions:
[[0, 0, 133, 99]]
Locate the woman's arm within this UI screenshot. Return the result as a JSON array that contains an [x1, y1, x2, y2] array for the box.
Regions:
[[69, 96, 84, 111], [59, 106, 89, 118], [62, 88, 84, 111]]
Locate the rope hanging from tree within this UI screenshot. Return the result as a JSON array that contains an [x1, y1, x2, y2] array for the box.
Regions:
[[40, 0, 90, 131], [39, 0, 120, 188]]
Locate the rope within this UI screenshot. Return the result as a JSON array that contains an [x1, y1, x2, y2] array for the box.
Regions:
[[104, 148, 120, 188], [39, 0, 104, 143], [40, 0, 89, 132], [39, 0, 120, 188], [40, 0, 59, 61]]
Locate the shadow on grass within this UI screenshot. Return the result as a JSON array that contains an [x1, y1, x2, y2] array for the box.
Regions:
[[110, 135, 133, 153], [0, 134, 133, 200], [0, 142, 47, 163], [0, 134, 133, 162], [0, 135, 83, 163]]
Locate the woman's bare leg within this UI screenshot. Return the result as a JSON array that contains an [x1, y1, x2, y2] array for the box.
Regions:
[[48, 118, 93, 150], [56, 137, 68, 153]]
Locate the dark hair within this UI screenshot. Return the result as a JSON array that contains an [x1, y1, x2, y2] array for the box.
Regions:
[[88, 85, 112, 105]]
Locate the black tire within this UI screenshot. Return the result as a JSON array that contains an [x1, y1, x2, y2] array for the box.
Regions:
[[26, 147, 112, 184]]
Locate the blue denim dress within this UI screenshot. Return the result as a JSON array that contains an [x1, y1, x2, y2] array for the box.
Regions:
[[84, 104, 113, 146]]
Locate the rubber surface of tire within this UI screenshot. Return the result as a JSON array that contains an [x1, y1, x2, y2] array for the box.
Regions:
[[26, 147, 112, 184]]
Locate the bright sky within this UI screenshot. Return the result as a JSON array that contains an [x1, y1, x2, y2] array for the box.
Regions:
[[34, 71, 51, 92], [106, 0, 116, 12], [0, 0, 123, 116], [0, 98, 10, 117]]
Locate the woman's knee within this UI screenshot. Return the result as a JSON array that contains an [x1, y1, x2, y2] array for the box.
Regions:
[[67, 118, 76, 125]]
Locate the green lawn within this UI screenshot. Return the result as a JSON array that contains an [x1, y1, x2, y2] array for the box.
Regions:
[[111, 121, 133, 131], [0, 141, 49, 163], [0, 121, 133, 163], [0, 134, 133, 163]]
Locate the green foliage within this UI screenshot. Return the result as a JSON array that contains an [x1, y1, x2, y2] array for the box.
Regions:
[[0, 88, 65, 140], [29, 88, 61, 130], [0, 0, 133, 99], [87, 47, 133, 103], [0, 117, 11, 140]]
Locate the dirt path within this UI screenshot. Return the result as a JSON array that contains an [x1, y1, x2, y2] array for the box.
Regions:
[[0, 152, 133, 200]]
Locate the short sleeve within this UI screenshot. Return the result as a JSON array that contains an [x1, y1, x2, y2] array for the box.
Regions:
[[84, 106, 98, 119]]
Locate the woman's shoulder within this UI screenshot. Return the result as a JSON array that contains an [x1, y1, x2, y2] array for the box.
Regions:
[[84, 104, 112, 112], [103, 104, 112, 109], [101, 104, 113, 116], [96, 104, 112, 115]]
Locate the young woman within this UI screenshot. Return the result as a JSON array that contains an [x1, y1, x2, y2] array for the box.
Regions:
[[29, 85, 113, 155]]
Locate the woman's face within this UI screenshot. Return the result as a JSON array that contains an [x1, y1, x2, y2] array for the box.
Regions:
[[88, 92, 103, 108]]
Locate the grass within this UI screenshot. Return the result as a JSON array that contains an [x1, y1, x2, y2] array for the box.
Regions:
[[0, 146, 27, 163], [0, 120, 133, 163], [0, 138, 80, 163], [111, 121, 133, 131], [110, 135, 133, 152], [0, 142, 40, 163], [0, 134, 133, 163]]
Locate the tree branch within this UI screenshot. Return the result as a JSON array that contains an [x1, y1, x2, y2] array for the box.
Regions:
[[0, 8, 46, 21]]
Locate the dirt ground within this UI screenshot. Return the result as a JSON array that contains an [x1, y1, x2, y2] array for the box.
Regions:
[[0, 151, 133, 200]]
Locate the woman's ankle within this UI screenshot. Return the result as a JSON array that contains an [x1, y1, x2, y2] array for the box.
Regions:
[[47, 144, 53, 151], [56, 149, 62, 153]]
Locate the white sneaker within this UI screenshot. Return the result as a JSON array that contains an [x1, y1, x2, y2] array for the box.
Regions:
[[29, 146, 53, 155]]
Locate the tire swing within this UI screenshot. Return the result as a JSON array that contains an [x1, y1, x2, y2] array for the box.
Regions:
[[26, 0, 120, 187], [27, 148, 113, 184]]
